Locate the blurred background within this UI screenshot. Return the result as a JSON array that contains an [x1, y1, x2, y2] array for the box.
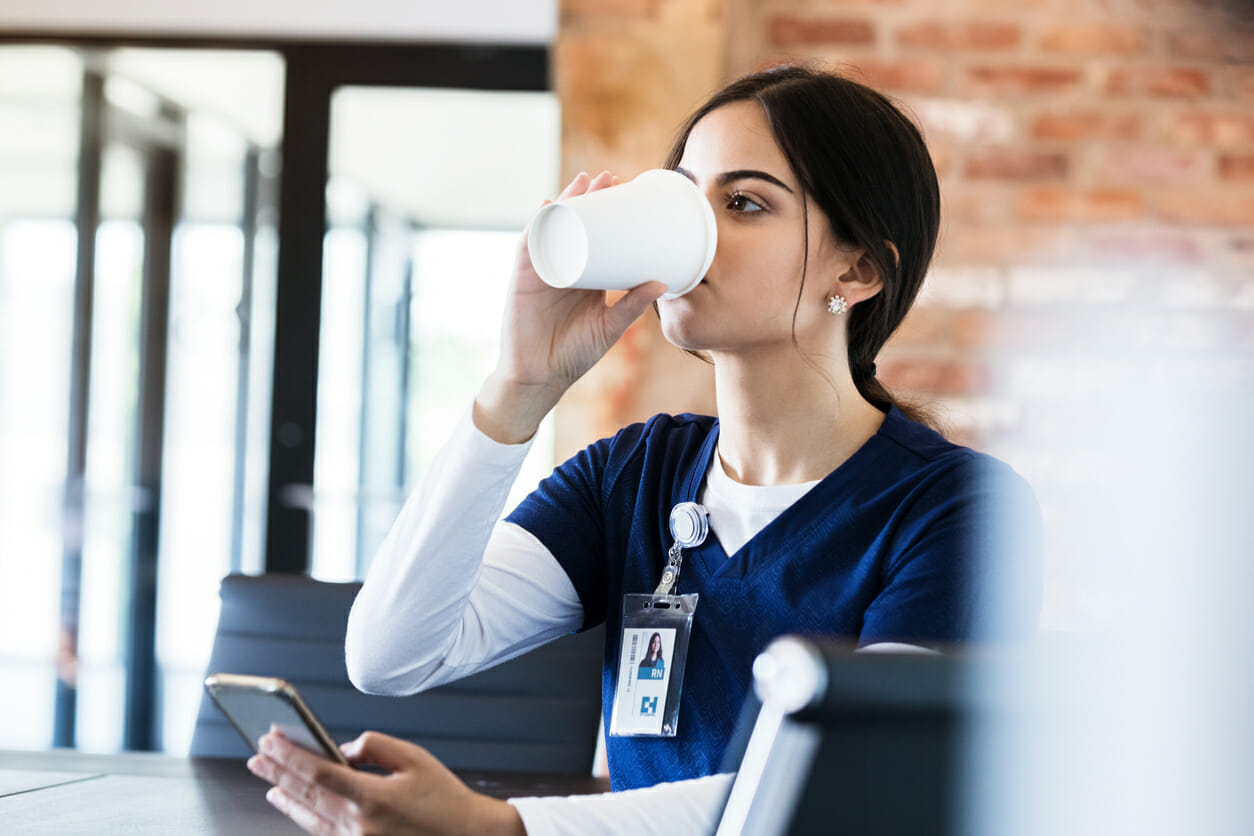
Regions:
[[1, 0, 1252, 829]]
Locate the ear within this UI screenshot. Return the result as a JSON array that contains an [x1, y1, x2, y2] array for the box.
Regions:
[[833, 249, 884, 307]]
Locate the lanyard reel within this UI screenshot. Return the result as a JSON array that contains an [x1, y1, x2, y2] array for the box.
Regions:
[[610, 502, 706, 738], [654, 501, 709, 596]]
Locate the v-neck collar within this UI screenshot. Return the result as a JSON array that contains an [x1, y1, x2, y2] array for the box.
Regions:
[[683, 407, 898, 578]]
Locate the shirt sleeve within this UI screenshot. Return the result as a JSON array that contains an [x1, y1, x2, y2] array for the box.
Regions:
[[345, 408, 584, 695], [858, 455, 1044, 648], [505, 431, 618, 630], [508, 773, 733, 836]]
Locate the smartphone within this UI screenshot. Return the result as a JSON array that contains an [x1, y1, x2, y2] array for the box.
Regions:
[[204, 673, 349, 765]]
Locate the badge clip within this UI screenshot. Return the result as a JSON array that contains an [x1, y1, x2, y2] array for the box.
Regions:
[[654, 501, 708, 596]]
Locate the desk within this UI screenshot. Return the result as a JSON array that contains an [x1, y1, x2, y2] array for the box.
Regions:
[[0, 749, 612, 835]]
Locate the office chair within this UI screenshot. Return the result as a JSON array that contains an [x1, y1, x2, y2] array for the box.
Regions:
[[189, 573, 605, 774]]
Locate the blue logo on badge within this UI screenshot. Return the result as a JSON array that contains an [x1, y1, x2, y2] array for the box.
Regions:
[[640, 696, 658, 716]]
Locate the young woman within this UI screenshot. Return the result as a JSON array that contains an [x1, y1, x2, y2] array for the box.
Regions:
[[247, 65, 1042, 836], [638, 633, 664, 671]]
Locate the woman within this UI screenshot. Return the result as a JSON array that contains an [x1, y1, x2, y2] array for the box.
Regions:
[[638, 633, 664, 671], [247, 65, 1041, 835]]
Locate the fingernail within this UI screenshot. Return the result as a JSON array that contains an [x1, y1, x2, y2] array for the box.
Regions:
[[259, 736, 274, 754]]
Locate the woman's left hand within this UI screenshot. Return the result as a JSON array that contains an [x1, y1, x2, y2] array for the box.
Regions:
[[248, 729, 525, 836]]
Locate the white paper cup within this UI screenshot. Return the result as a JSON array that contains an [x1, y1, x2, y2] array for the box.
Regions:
[[527, 169, 718, 299]]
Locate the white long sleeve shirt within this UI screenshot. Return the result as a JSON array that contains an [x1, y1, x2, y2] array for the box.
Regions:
[[344, 412, 733, 834]]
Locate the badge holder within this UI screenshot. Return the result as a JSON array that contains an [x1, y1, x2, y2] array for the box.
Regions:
[[610, 503, 705, 738]]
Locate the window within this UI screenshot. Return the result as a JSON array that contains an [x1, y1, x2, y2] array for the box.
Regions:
[[0, 40, 553, 754]]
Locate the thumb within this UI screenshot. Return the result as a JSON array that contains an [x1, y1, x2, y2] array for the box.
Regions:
[[340, 731, 429, 773], [604, 281, 667, 338]]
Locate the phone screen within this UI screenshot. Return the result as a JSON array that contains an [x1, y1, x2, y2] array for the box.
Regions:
[[206, 675, 347, 764]]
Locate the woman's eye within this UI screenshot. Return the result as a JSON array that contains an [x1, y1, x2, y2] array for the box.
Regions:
[[727, 192, 764, 213]]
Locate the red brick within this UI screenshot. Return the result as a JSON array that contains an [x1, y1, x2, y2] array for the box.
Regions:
[[1130, 0, 1226, 12], [1039, 23, 1143, 54], [1220, 154, 1254, 180], [929, 140, 954, 177], [965, 0, 1065, 8], [937, 226, 1073, 265], [562, 0, 659, 22], [892, 307, 955, 348], [1016, 186, 1144, 222], [953, 309, 995, 349], [842, 58, 945, 94], [1153, 191, 1254, 227], [965, 65, 1084, 95], [1231, 67, 1254, 104], [769, 15, 875, 46], [965, 151, 1068, 180], [897, 21, 1020, 50], [1095, 146, 1212, 185], [944, 186, 1015, 225], [1167, 110, 1254, 148], [1106, 66, 1211, 98], [1030, 111, 1142, 141], [878, 358, 989, 397], [1166, 28, 1254, 62], [1080, 232, 1202, 264]]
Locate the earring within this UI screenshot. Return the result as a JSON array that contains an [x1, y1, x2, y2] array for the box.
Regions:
[[827, 294, 848, 316]]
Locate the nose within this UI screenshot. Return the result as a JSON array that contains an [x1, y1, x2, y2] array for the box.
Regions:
[[702, 209, 727, 281]]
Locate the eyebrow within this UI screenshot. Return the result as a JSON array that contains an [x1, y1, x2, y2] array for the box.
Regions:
[[674, 165, 795, 194]]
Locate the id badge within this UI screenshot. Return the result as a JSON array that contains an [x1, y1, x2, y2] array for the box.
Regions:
[[609, 592, 698, 737]]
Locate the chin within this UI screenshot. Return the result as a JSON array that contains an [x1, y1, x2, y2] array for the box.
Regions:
[[657, 312, 702, 351]]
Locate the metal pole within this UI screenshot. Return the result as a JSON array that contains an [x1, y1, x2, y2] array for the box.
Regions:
[[54, 68, 105, 749]]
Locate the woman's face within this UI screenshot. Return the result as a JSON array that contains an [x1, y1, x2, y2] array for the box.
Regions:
[[650, 635, 661, 653], [657, 100, 859, 356]]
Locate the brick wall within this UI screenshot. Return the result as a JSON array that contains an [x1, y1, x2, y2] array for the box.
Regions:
[[733, 0, 1254, 442], [555, 0, 1254, 627]]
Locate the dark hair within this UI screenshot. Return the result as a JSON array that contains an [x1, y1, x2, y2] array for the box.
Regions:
[[663, 65, 941, 426]]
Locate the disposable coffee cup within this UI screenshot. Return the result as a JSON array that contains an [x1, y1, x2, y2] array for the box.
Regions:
[[527, 169, 718, 300]]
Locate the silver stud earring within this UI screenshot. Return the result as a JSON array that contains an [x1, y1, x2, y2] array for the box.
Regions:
[[827, 294, 848, 315]]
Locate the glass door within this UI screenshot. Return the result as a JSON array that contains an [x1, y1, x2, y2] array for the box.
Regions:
[[0, 44, 282, 753], [57, 71, 181, 752], [0, 45, 81, 751]]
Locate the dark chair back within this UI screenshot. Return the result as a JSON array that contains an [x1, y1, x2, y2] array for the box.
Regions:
[[190, 573, 604, 774], [715, 638, 996, 836]]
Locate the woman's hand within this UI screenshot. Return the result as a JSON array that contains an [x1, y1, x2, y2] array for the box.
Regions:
[[248, 730, 525, 836], [475, 170, 667, 444]]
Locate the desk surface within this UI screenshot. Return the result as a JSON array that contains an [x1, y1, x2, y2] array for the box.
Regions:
[[0, 748, 611, 835]]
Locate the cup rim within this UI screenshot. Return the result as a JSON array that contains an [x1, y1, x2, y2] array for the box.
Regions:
[[527, 202, 587, 288]]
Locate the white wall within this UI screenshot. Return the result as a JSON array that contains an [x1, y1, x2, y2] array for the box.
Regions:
[[0, 0, 554, 44]]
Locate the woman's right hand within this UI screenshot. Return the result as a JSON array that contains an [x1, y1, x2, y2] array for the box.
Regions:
[[475, 170, 667, 444], [249, 730, 525, 836]]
